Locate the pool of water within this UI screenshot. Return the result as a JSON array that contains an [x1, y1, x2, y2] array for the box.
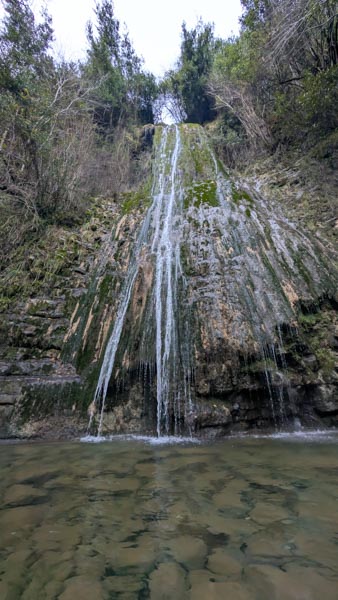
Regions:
[[1, 432, 338, 599]]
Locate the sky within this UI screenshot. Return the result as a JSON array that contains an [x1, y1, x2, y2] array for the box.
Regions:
[[2, 0, 243, 76]]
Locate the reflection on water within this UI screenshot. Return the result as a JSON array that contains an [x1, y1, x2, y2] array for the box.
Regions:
[[0, 433, 338, 599]]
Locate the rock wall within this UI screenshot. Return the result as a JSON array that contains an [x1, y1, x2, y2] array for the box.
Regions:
[[0, 124, 337, 438], [0, 201, 122, 438]]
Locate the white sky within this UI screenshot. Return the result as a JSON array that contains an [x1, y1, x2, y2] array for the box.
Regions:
[[2, 0, 242, 76]]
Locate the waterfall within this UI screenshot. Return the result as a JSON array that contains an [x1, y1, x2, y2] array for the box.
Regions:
[[91, 125, 191, 436], [86, 123, 336, 437], [153, 130, 180, 434], [152, 126, 187, 435]]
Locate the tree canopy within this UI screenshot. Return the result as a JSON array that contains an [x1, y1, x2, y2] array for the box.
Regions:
[[84, 0, 158, 131], [163, 20, 217, 124], [0, 0, 162, 269]]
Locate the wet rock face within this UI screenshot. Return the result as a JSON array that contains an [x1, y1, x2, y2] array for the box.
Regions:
[[0, 201, 123, 439], [1, 124, 337, 438], [0, 293, 83, 438], [140, 124, 155, 150], [87, 124, 337, 435]]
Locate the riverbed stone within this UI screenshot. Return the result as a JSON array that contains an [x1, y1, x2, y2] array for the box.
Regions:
[[149, 562, 188, 599], [167, 535, 207, 569], [245, 564, 338, 600], [206, 515, 258, 539], [244, 523, 294, 559], [58, 576, 108, 600], [249, 501, 290, 524], [103, 574, 144, 596], [0, 581, 17, 600], [188, 570, 252, 600], [4, 484, 47, 507], [207, 548, 243, 577], [0, 505, 43, 545], [113, 539, 157, 572]]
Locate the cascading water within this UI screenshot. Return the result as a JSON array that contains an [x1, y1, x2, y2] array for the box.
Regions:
[[88, 123, 336, 437], [92, 125, 192, 436], [153, 126, 183, 434]]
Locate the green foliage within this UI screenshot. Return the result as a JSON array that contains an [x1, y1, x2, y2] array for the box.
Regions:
[[206, 0, 338, 160], [121, 183, 152, 214], [0, 0, 53, 93], [164, 20, 217, 124], [1, 0, 336, 273], [240, 0, 272, 30], [297, 68, 338, 135], [0, 0, 156, 268], [231, 185, 253, 205], [212, 32, 261, 84], [0, 1, 98, 276], [84, 0, 158, 131], [273, 66, 338, 143]]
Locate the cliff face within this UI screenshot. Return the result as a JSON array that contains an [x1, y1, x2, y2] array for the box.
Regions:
[[0, 124, 337, 438]]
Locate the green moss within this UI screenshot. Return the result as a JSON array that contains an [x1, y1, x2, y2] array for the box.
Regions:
[[17, 378, 91, 423], [184, 180, 218, 209], [98, 273, 114, 302], [215, 157, 229, 177], [245, 207, 251, 218], [315, 348, 335, 376], [179, 124, 217, 180], [121, 187, 151, 214], [73, 273, 115, 373], [298, 312, 319, 326], [297, 302, 337, 378], [187, 216, 200, 229], [247, 277, 255, 291], [231, 184, 254, 205], [153, 125, 164, 145], [0, 207, 109, 312]]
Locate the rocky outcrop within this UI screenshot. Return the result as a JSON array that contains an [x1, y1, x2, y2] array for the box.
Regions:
[[0, 124, 337, 438], [0, 202, 121, 438]]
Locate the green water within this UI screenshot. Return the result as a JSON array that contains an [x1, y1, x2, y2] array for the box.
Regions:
[[0, 433, 338, 599]]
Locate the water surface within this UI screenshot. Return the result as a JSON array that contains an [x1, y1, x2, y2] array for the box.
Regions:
[[1, 433, 338, 599]]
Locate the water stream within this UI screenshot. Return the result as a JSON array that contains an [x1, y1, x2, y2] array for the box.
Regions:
[[153, 126, 184, 435], [93, 126, 191, 436]]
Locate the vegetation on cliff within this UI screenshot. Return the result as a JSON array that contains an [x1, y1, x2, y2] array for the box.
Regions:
[[1, 0, 336, 265], [163, 0, 337, 164], [160, 0, 337, 243], [0, 0, 157, 268]]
